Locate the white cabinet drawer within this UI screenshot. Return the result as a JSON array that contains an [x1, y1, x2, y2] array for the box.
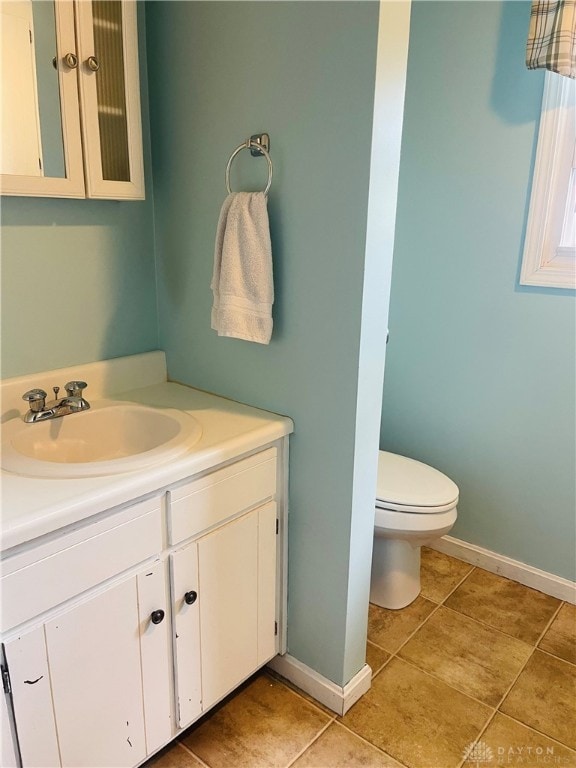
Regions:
[[169, 448, 277, 544], [1, 498, 162, 632]]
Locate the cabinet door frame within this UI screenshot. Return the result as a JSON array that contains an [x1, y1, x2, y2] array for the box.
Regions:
[[0, 0, 85, 198], [275, 437, 289, 655], [170, 540, 202, 729], [75, 0, 144, 199], [0, 654, 19, 768]]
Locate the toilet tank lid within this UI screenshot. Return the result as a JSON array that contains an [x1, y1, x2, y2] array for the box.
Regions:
[[376, 451, 459, 509]]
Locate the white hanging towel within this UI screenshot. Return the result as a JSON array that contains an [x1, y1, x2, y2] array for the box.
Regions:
[[211, 191, 274, 344]]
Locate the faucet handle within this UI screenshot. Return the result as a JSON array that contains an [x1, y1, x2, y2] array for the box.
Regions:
[[23, 388, 47, 413], [64, 380, 88, 398]]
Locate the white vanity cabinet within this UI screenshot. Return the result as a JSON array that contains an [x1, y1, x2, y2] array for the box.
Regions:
[[0, 0, 144, 199], [1, 497, 171, 768], [1, 442, 286, 768]]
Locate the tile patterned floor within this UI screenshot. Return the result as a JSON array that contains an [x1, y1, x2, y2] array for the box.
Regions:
[[145, 548, 576, 768]]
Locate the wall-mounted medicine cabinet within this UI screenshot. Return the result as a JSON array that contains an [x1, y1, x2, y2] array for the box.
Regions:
[[0, 0, 144, 200]]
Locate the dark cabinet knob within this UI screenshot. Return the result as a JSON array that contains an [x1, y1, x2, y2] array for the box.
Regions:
[[150, 609, 165, 625], [184, 590, 197, 605]]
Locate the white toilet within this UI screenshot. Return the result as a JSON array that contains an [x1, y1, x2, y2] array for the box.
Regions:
[[370, 451, 459, 610]]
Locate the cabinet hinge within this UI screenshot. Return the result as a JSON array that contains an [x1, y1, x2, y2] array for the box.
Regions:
[[276, 519, 279, 535], [274, 621, 278, 636], [1, 665, 12, 695]]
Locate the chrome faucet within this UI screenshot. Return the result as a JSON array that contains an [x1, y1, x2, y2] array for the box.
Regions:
[[22, 381, 90, 423]]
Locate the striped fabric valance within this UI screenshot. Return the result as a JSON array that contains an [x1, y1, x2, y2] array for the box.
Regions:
[[526, 0, 576, 78]]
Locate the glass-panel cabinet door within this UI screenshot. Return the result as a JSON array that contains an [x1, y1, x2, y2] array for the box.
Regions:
[[75, 0, 144, 199]]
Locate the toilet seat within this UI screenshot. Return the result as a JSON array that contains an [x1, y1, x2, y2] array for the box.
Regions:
[[376, 451, 459, 514], [375, 503, 457, 534]]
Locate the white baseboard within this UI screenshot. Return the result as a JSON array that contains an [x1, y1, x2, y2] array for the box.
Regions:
[[430, 535, 576, 604], [267, 653, 372, 716]]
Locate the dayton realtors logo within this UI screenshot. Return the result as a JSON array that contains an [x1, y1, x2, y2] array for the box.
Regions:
[[463, 740, 569, 766], [463, 741, 494, 766]]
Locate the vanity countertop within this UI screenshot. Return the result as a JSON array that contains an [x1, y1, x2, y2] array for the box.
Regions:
[[1, 381, 293, 553]]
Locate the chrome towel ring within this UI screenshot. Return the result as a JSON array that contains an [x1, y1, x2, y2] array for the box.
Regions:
[[225, 137, 273, 195]]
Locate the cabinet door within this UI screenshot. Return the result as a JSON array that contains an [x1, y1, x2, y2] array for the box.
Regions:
[[0, 0, 85, 198], [1, 2, 43, 178], [136, 561, 173, 754], [44, 576, 147, 767], [4, 566, 171, 768], [75, 0, 144, 198], [198, 510, 258, 711], [198, 502, 278, 711], [3, 627, 60, 768]]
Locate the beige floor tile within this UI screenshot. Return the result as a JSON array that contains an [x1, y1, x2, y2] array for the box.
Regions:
[[419, 548, 473, 603], [478, 713, 576, 768], [266, 667, 336, 716], [500, 650, 576, 750], [143, 742, 204, 768], [367, 597, 436, 654], [445, 569, 561, 644], [180, 673, 331, 768], [398, 606, 532, 706], [366, 641, 390, 677], [538, 603, 576, 664], [292, 722, 404, 768], [340, 657, 491, 768]]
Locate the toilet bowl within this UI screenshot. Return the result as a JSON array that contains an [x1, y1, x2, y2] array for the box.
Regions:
[[370, 451, 459, 610]]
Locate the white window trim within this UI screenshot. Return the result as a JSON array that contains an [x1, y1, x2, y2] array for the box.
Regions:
[[520, 72, 575, 290]]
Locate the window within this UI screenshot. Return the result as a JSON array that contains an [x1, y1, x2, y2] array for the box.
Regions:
[[520, 72, 575, 289]]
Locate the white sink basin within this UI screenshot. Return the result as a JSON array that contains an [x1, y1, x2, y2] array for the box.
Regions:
[[1, 401, 202, 478]]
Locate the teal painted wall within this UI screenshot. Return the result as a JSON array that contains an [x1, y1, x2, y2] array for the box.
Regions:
[[381, 1, 576, 580], [146, 1, 381, 685], [0, 8, 158, 379]]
